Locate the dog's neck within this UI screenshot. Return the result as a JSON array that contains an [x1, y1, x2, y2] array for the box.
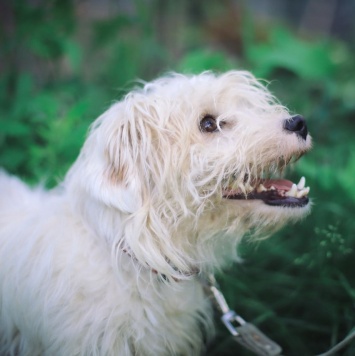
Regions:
[[121, 248, 200, 282]]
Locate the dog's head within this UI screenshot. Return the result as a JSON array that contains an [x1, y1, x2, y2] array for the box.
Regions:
[[66, 71, 312, 277]]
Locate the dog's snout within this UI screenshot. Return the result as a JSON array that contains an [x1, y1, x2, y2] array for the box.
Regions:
[[283, 115, 308, 140]]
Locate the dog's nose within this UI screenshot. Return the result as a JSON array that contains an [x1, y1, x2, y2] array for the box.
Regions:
[[283, 115, 308, 140]]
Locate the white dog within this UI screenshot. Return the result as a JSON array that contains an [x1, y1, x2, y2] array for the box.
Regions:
[[0, 71, 311, 355]]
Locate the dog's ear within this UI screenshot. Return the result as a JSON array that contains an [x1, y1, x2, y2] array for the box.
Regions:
[[66, 95, 195, 278], [69, 94, 179, 212], [67, 99, 152, 214]]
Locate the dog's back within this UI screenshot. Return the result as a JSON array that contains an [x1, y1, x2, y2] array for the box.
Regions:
[[0, 171, 47, 220]]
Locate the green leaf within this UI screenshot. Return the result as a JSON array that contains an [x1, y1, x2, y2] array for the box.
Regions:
[[246, 28, 335, 80], [0, 120, 29, 136], [63, 39, 83, 72], [178, 49, 238, 74]]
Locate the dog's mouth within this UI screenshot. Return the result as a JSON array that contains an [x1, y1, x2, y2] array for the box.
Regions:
[[223, 176, 310, 208]]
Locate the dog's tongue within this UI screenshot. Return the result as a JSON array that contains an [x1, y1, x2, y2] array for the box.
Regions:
[[262, 179, 293, 191]]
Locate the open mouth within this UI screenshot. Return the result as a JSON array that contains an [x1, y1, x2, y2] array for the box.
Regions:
[[223, 177, 310, 208]]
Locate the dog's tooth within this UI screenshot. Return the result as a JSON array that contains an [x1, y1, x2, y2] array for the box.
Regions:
[[297, 187, 310, 198], [286, 184, 298, 197], [296, 190, 304, 198], [297, 176, 306, 190], [257, 184, 267, 193], [269, 186, 276, 191]]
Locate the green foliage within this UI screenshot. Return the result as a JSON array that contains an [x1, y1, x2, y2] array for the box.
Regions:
[[1, 1, 355, 355], [0, 0, 167, 184], [177, 49, 238, 73], [246, 27, 336, 80]]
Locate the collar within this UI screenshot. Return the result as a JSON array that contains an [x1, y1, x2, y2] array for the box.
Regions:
[[121, 248, 199, 282]]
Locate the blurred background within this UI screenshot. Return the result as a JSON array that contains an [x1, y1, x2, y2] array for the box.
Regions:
[[1, 0, 355, 354]]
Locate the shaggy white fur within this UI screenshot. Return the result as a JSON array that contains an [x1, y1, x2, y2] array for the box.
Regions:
[[0, 71, 312, 355]]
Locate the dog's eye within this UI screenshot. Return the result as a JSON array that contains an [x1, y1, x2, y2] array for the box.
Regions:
[[200, 115, 218, 133]]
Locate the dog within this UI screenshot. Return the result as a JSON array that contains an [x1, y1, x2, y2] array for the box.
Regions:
[[0, 71, 311, 355]]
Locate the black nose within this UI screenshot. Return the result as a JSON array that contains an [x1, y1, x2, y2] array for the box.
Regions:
[[283, 115, 308, 140]]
